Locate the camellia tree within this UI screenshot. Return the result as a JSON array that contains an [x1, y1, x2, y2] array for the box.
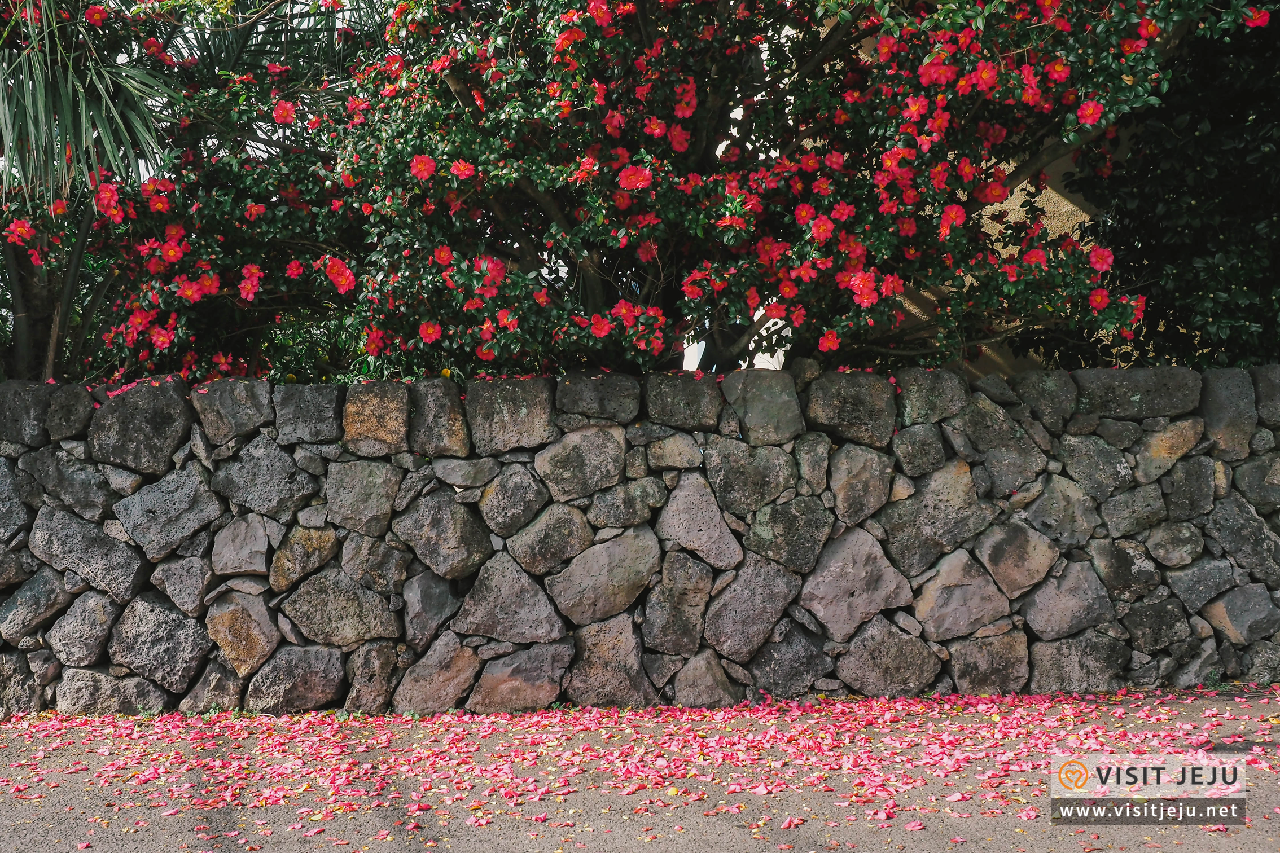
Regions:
[[24, 0, 1277, 382]]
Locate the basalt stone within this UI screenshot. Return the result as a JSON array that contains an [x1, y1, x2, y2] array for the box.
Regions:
[[451, 552, 567, 643], [45, 589, 117, 667], [1021, 562, 1115, 641], [794, 432, 832, 494], [1145, 522, 1204, 568], [645, 373, 722, 431], [913, 550, 1010, 643], [1010, 370, 1077, 434], [273, 385, 344, 444], [465, 378, 558, 456], [672, 649, 743, 708], [945, 393, 1026, 453], [46, 385, 94, 442], [534, 427, 626, 502], [28, 506, 144, 602], [973, 520, 1057, 600], [1199, 368, 1257, 462], [343, 382, 409, 457], [749, 621, 832, 698], [402, 570, 464, 652], [151, 556, 213, 617], [1027, 631, 1129, 694], [1202, 583, 1280, 645], [269, 525, 339, 592], [645, 433, 703, 469], [948, 632, 1030, 694], [432, 457, 501, 488], [1161, 456, 1217, 523], [743, 496, 833, 573], [1025, 475, 1102, 547], [1245, 640, 1280, 684], [565, 613, 657, 708], [107, 592, 211, 693], [1133, 418, 1204, 484], [478, 465, 550, 538], [466, 640, 575, 714], [341, 533, 410, 594], [642, 653, 684, 690], [179, 659, 246, 714], [211, 434, 318, 521], [1102, 483, 1168, 538], [547, 525, 660, 626], [190, 380, 273, 446], [56, 668, 168, 716], [1205, 492, 1280, 586], [654, 472, 743, 571], [391, 489, 494, 580], [1073, 367, 1202, 419], [586, 477, 668, 529], [876, 460, 998, 577], [721, 369, 805, 446], [114, 465, 224, 561], [1123, 599, 1192, 653], [88, 379, 191, 474], [1252, 366, 1280, 427], [508, 503, 595, 576], [409, 378, 470, 458], [984, 446, 1047, 498], [1096, 418, 1143, 449], [704, 553, 801, 663], [1233, 453, 1280, 512], [212, 514, 270, 576], [892, 424, 946, 478], [0, 549, 35, 589], [391, 631, 481, 715], [325, 461, 402, 537], [245, 645, 346, 715], [642, 551, 713, 657], [837, 615, 940, 697], [557, 372, 642, 423], [0, 459, 32, 542], [1087, 539, 1161, 601], [1166, 557, 1237, 614], [704, 436, 796, 516], [1059, 435, 1133, 501], [0, 380, 55, 447], [827, 444, 894, 525], [897, 368, 968, 427], [283, 565, 399, 648], [804, 372, 895, 448], [0, 653, 39, 718], [344, 640, 403, 715], [17, 446, 113, 521], [796, 528, 912, 643]]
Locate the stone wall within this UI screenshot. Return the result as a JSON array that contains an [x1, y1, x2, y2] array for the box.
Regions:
[[2, 365, 1280, 717]]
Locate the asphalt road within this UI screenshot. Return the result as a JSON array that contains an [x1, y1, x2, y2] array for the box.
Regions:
[[2, 691, 1278, 853]]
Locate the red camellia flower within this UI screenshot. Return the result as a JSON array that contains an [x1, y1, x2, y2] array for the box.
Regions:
[[325, 256, 356, 293], [433, 246, 454, 265], [1089, 246, 1115, 272], [85, 5, 107, 26], [410, 155, 436, 180], [1077, 100, 1104, 125], [419, 321, 442, 343], [273, 101, 297, 124], [239, 264, 263, 301], [817, 329, 840, 352], [476, 344, 496, 360], [1246, 7, 1270, 26], [449, 160, 476, 179], [244, 203, 266, 221], [589, 314, 613, 337], [285, 260, 304, 279], [5, 220, 34, 245], [617, 165, 652, 190], [810, 215, 835, 242], [1089, 288, 1110, 311]]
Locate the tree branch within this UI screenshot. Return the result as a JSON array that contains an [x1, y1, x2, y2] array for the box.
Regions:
[[514, 178, 605, 311]]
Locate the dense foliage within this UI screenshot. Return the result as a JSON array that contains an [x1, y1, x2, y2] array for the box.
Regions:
[[2, 0, 1274, 383], [1069, 21, 1279, 369]]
